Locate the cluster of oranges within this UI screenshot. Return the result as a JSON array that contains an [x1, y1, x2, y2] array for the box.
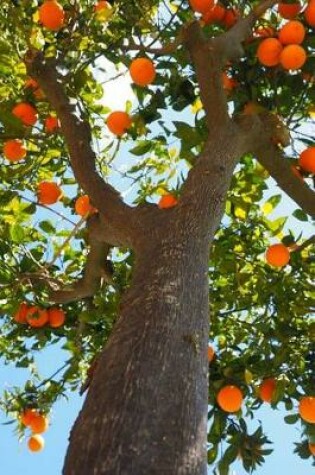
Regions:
[[14, 302, 66, 329], [3, 98, 60, 163], [255, 2, 315, 71], [208, 348, 315, 455], [20, 408, 49, 452], [190, 0, 239, 29]]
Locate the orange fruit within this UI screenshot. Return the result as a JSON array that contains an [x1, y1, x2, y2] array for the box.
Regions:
[[94, 0, 110, 12], [208, 346, 215, 363], [299, 396, 315, 423], [304, 1, 315, 27], [26, 306, 49, 328], [75, 195, 97, 216], [3, 139, 26, 162], [28, 434, 45, 452], [106, 111, 132, 136], [280, 44, 307, 70], [37, 181, 62, 205], [25, 78, 45, 100], [189, 0, 214, 14], [20, 408, 39, 426], [25, 78, 39, 90], [202, 3, 226, 24], [14, 302, 29, 324], [48, 307, 66, 328], [223, 8, 239, 28], [44, 115, 60, 133], [217, 385, 243, 413], [129, 58, 156, 87], [29, 413, 49, 434], [12, 102, 37, 126], [278, 2, 301, 19], [39, 0, 65, 31], [299, 147, 315, 174], [258, 378, 276, 403], [309, 443, 315, 456], [222, 72, 237, 91], [257, 38, 283, 66], [265, 243, 290, 267], [158, 194, 178, 209], [278, 20, 305, 45]]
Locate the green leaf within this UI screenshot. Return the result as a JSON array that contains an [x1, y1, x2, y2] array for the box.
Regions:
[[129, 141, 152, 156], [284, 414, 299, 424], [292, 209, 308, 221], [39, 220, 55, 234], [10, 224, 25, 243]]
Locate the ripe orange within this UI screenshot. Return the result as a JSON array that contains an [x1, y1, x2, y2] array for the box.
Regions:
[[278, 2, 301, 19], [44, 115, 60, 133], [309, 443, 315, 456], [3, 139, 26, 162], [25, 78, 39, 90], [26, 306, 49, 328], [217, 385, 243, 413], [280, 44, 307, 70], [95, 0, 110, 12], [12, 102, 37, 126], [223, 8, 239, 28], [299, 147, 315, 174], [28, 434, 45, 452], [208, 346, 215, 363], [106, 111, 132, 136], [29, 413, 49, 434], [304, 1, 315, 27], [265, 243, 290, 267], [278, 20, 305, 45], [202, 3, 225, 24], [14, 302, 29, 324], [222, 72, 237, 91], [189, 0, 214, 14], [37, 181, 62, 205], [299, 396, 315, 423], [75, 195, 97, 216], [129, 58, 156, 87], [39, 0, 65, 31], [257, 38, 283, 66], [25, 78, 44, 100], [158, 194, 178, 209], [20, 408, 39, 426], [258, 378, 276, 403], [48, 307, 65, 328]]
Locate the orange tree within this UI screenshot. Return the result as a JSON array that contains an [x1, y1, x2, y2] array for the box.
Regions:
[[0, 0, 314, 473]]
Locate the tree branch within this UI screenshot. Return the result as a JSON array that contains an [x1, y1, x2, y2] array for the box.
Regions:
[[182, 21, 229, 131], [49, 241, 113, 304], [255, 144, 315, 218], [24, 50, 134, 236]]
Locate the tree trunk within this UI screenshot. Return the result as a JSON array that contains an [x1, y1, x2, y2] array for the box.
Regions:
[[63, 224, 211, 475], [62, 130, 241, 475]]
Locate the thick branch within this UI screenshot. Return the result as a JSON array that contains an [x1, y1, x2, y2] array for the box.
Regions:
[[182, 21, 229, 130], [255, 144, 315, 218], [49, 241, 113, 304], [25, 50, 133, 234]]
